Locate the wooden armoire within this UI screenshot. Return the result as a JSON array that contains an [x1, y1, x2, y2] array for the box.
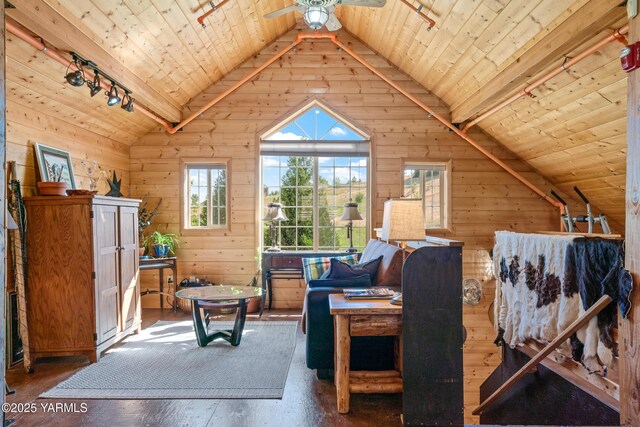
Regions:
[[24, 195, 141, 364]]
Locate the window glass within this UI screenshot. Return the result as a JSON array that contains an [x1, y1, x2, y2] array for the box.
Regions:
[[403, 163, 448, 229], [185, 163, 227, 228]]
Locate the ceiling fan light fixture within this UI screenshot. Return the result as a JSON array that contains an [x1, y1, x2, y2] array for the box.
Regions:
[[106, 83, 121, 106], [304, 6, 329, 30]]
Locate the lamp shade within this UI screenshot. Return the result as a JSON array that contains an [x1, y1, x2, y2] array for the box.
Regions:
[[263, 202, 288, 221], [380, 198, 425, 242], [304, 6, 330, 30], [340, 202, 363, 221]]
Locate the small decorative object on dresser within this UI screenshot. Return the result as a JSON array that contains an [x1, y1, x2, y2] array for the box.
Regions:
[[34, 143, 76, 195], [105, 170, 124, 197]]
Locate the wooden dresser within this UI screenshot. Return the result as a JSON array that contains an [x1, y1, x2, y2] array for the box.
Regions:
[[24, 195, 141, 364]]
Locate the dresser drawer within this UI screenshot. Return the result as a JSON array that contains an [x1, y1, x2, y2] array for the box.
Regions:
[[350, 314, 401, 336]]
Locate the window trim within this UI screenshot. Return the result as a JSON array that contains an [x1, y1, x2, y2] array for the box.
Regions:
[[402, 159, 452, 233], [179, 158, 231, 235]]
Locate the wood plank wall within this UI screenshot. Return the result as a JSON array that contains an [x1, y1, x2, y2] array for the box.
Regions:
[[4, 35, 144, 197], [131, 29, 564, 423]]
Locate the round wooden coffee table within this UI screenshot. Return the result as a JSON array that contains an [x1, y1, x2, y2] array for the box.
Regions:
[[176, 285, 263, 347]]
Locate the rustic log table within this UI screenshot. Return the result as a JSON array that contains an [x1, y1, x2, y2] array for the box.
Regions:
[[328, 294, 403, 414]]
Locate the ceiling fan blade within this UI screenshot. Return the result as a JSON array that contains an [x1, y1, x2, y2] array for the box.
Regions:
[[325, 13, 342, 31], [264, 4, 301, 19], [337, 0, 386, 7]]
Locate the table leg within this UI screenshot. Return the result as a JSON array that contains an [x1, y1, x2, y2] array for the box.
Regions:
[[159, 268, 164, 310], [172, 264, 177, 312], [229, 300, 248, 346], [335, 314, 351, 414], [190, 300, 249, 347], [267, 273, 273, 310]]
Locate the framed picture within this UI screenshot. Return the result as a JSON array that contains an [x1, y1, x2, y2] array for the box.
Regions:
[[34, 143, 76, 189]]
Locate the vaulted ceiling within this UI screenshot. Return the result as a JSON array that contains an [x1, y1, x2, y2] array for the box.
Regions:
[[6, 0, 629, 227]]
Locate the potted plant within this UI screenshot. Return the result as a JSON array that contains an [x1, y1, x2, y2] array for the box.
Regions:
[[37, 162, 67, 196], [138, 198, 162, 256], [144, 230, 180, 258]]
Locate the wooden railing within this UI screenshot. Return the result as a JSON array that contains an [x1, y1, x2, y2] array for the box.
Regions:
[[473, 294, 613, 415]]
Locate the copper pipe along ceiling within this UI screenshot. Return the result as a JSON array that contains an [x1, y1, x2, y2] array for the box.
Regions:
[[461, 25, 629, 132], [5, 18, 175, 131], [399, 0, 436, 29], [166, 33, 337, 134], [330, 37, 563, 211], [197, 0, 233, 28]]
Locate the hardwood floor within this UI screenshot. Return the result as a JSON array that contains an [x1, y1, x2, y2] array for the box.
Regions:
[[5, 309, 402, 427]]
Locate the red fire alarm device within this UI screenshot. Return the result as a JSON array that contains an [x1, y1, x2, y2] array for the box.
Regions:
[[621, 44, 638, 72]]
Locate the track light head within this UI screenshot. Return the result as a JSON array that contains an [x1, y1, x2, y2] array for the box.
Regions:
[[65, 69, 85, 87], [121, 93, 134, 113], [106, 84, 121, 106], [88, 72, 101, 97]]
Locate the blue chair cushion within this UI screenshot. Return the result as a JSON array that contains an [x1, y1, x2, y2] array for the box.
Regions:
[[322, 255, 383, 281]]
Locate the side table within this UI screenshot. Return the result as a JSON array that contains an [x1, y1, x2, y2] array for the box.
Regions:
[[139, 257, 178, 311], [328, 294, 403, 414]]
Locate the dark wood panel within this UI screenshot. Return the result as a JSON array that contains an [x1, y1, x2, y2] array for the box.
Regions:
[[402, 244, 464, 426]]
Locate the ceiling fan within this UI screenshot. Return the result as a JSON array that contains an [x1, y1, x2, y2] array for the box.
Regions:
[[264, 0, 386, 31]]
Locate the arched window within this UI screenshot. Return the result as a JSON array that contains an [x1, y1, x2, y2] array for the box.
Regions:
[[260, 101, 370, 251]]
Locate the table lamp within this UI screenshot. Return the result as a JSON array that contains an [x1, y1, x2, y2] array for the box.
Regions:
[[263, 202, 288, 252], [380, 198, 425, 305], [340, 201, 363, 253]]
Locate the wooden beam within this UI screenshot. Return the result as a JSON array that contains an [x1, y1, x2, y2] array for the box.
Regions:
[[621, 8, 640, 425], [6, 0, 182, 122], [451, 0, 625, 123], [0, 0, 6, 422]]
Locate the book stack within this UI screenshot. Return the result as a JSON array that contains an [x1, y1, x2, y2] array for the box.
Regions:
[[343, 288, 395, 300]]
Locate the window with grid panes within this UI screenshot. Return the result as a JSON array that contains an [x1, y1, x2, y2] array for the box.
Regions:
[[402, 162, 449, 229], [261, 102, 369, 251], [184, 163, 227, 229]]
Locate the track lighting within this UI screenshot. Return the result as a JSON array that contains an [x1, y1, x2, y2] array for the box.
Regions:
[[88, 71, 101, 97], [121, 93, 134, 112], [106, 83, 121, 106], [65, 52, 134, 111], [65, 61, 85, 87]]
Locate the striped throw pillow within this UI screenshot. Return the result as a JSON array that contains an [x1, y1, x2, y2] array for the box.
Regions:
[[302, 254, 358, 282]]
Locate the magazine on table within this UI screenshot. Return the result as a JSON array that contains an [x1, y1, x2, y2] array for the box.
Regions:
[[343, 287, 395, 300]]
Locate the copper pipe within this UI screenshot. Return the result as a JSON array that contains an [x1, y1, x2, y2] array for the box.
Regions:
[[166, 33, 337, 134], [332, 38, 563, 210], [197, 0, 233, 28], [399, 0, 436, 29], [5, 19, 174, 131], [462, 25, 629, 132]]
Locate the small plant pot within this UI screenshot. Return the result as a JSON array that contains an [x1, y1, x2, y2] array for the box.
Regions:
[[153, 244, 169, 258], [246, 297, 260, 314], [37, 182, 67, 196], [138, 247, 145, 257]]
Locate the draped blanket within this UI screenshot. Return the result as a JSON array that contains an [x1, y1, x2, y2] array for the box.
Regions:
[[494, 231, 632, 375]]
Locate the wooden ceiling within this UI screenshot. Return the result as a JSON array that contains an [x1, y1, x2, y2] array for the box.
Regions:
[[6, 0, 629, 227]]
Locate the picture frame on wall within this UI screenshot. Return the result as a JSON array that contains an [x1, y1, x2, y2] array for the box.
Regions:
[[34, 143, 76, 189]]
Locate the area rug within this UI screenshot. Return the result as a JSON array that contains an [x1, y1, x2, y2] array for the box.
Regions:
[[41, 320, 297, 399]]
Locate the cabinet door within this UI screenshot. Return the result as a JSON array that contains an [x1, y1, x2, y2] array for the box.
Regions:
[[119, 206, 139, 330], [94, 205, 120, 343]]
